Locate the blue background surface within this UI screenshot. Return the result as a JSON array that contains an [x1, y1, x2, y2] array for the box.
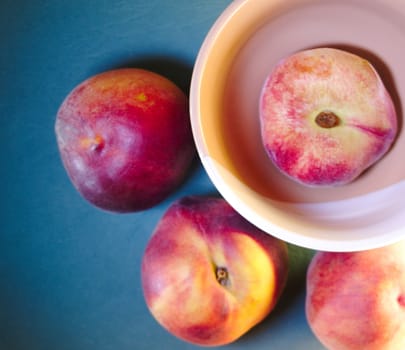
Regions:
[[1, 1, 323, 349]]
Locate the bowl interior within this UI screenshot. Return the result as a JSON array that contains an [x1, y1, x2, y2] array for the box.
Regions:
[[190, 0, 405, 251]]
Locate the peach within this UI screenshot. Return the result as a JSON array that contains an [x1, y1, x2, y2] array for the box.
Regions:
[[55, 68, 195, 212], [141, 196, 289, 346], [306, 240, 405, 350], [259, 47, 397, 186]]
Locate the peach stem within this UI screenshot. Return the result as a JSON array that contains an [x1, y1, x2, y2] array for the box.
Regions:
[[216, 267, 229, 286], [89, 135, 104, 152], [315, 111, 340, 128], [80, 134, 105, 152]]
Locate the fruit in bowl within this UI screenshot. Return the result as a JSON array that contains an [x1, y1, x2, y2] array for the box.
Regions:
[[55, 68, 195, 212], [259, 47, 397, 187], [141, 196, 289, 346], [306, 240, 405, 350]]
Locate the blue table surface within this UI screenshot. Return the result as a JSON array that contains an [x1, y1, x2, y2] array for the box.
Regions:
[[0, 1, 324, 349]]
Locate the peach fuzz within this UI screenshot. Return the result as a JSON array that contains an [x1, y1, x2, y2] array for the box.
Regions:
[[259, 47, 397, 187], [306, 240, 405, 350], [55, 68, 195, 212], [141, 196, 289, 346]]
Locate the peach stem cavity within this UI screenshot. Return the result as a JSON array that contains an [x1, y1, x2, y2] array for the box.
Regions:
[[90, 135, 104, 152], [216, 267, 229, 287], [315, 111, 340, 129]]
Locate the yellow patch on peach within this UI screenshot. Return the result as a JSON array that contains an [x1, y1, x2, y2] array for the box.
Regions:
[[292, 54, 332, 78], [135, 92, 148, 102], [221, 233, 277, 331]]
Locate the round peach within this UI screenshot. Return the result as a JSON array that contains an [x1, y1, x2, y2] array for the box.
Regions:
[[55, 68, 195, 212], [259, 47, 397, 186], [141, 196, 289, 346], [306, 240, 405, 350]]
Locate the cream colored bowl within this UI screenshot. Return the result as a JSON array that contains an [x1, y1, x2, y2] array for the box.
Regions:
[[190, 0, 405, 252]]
